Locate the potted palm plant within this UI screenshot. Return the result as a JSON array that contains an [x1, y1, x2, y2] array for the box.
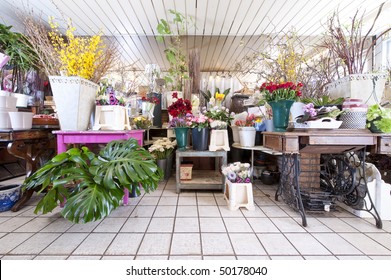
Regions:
[[22, 138, 163, 223]]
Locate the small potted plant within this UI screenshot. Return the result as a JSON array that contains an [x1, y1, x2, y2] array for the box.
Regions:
[[235, 114, 257, 147], [148, 138, 176, 180], [366, 104, 391, 133]]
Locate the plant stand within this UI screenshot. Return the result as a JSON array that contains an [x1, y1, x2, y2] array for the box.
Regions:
[[209, 129, 230, 151], [224, 179, 254, 211]]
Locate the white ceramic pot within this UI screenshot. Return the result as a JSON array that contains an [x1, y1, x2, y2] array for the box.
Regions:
[[49, 76, 98, 130], [8, 112, 34, 130], [0, 95, 17, 109], [13, 93, 30, 108], [239, 126, 256, 147], [93, 105, 130, 130], [231, 125, 240, 144], [0, 108, 17, 129]]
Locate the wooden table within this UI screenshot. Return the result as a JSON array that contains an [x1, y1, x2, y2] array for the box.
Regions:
[[0, 128, 56, 211], [263, 129, 387, 228]]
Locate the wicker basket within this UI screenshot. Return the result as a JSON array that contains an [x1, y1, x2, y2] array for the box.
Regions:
[[339, 111, 367, 129]]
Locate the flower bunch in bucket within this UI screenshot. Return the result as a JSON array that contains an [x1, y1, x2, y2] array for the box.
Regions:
[[222, 162, 252, 183], [202, 105, 235, 129], [148, 138, 176, 160]]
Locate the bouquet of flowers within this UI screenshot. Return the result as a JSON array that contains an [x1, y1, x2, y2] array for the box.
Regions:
[[189, 114, 210, 131], [295, 103, 342, 123], [96, 85, 126, 106], [168, 114, 193, 128], [234, 114, 256, 127], [142, 96, 160, 104], [167, 92, 192, 118], [148, 138, 176, 160], [202, 105, 235, 129], [222, 162, 252, 183], [260, 81, 303, 102], [132, 116, 152, 129]]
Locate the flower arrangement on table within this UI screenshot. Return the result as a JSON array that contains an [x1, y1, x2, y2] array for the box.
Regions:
[[260, 81, 303, 102], [167, 92, 193, 128], [96, 81, 126, 106], [295, 103, 342, 123], [234, 114, 256, 127], [222, 162, 252, 183], [148, 138, 176, 160], [202, 105, 235, 129], [132, 116, 152, 129], [189, 114, 211, 131]]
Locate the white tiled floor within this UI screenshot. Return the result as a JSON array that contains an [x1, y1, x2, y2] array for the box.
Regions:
[[1, 175, 391, 260]]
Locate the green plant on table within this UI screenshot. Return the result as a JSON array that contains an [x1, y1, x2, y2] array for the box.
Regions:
[[366, 104, 391, 133], [22, 138, 163, 223], [300, 96, 344, 107]]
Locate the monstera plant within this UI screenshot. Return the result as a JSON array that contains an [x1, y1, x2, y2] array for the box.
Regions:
[[23, 138, 163, 223]]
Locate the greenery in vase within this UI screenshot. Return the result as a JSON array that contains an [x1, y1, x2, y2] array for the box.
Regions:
[[22, 138, 163, 223], [366, 104, 391, 133]]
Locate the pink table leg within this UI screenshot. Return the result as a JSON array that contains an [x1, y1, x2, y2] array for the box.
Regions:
[[123, 188, 129, 205], [56, 134, 67, 153]]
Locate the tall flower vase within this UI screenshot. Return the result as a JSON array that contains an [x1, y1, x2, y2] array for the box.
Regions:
[[269, 100, 294, 132], [156, 158, 167, 181], [174, 127, 189, 151], [49, 76, 98, 130], [191, 127, 209, 151]]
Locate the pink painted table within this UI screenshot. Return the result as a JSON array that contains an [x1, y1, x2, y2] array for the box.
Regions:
[[52, 130, 144, 204]]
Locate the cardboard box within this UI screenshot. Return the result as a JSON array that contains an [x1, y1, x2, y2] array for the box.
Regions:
[[180, 164, 193, 180]]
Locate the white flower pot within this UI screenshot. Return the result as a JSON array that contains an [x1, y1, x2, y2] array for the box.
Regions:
[[0, 95, 17, 109], [239, 127, 256, 147], [49, 76, 98, 130], [8, 112, 34, 130], [325, 73, 387, 105], [231, 125, 240, 144], [93, 105, 130, 130], [13, 93, 30, 108]]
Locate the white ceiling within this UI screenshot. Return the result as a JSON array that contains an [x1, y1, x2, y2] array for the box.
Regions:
[[0, 0, 390, 87]]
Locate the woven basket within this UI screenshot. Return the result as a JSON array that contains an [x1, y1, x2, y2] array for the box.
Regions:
[[339, 111, 367, 129]]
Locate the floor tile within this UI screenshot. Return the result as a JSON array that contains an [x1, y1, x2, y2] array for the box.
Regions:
[[259, 205, 290, 218], [1, 255, 35, 260], [138, 233, 171, 255], [177, 206, 198, 217], [170, 233, 201, 255], [138, 196, 160, 206], [203, 255, 237, 260], [303, 255, 338, 260], [285, 233, 331, 255], [254, 196, 277, 206], [366, 233, 391, 250], [153, 206, 177, 217], [161, 190, 178, 196], [337, 255, 371, 260], [179, 191, 196, 197], [0, 217, 10, 224], [41, 233, 88, 255], [229, 233, 266, 255], [67, 255, 102, 260], [257, 233, 299, 255], [236, 255, 270, 260], [105, 233, 144, 255], [223, 218, 253, 232], [215, 196, 227, 206], [135, 255, 168, 260], [201, 233, 234, 255], [14, 217, 57, 232], [147, 217, 174, 232], [130, 206, 156, 217], [200, 218, 227, 233], [101, 255, 135, 260], [0, 217, 34, 232], [270, 255, 304, 260], [10, 233, 60, 254], [174, 217, 199, 232], [197, 192, 215, 197], [198, 205, 221, 217], [121, 218, 151, 233], [318, 218, 358, 232], [219, 206, 244, 217], [178, 196, 197, 205], [312, 233, 363, 255], [73, 233, 116, 255], [339, 233, 391, 255], [247, 218, 280, 233], [108, 205, 135, 217], [272, 218, 307, 232], [298, 218, 333, 233], [0, 233, 34, 254], [341, 217, 384, 232], [40, 218, 73, 233], [170, 255, 202, 260], [158, 196, 178, 205], [34, 255, 68, 260], [197, 197, 217, 206], [369, 255, 391, 260], [241, 207, 266, 218], [93, 218, 127, 233], [67, 220, 101, 232]]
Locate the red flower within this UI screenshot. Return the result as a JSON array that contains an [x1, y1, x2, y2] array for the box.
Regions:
[[260, 81, 303, 102], [167, 93, 192, 118]]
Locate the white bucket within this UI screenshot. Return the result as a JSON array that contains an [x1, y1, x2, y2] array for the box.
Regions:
[[8, 112, 34, 130], [13, 93, 30, 108], [239, 127, 256, 147], [0, 95, 17, 109]]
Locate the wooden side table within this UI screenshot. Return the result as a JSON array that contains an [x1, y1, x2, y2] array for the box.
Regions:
[[175, 149, 227, 193]]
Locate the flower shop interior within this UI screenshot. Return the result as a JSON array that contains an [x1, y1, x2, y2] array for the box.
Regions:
[[2, 0, 391, 267]]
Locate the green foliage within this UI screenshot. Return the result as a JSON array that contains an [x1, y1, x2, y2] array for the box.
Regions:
[[366, 104, 391, 133], [23, 138, 163, 223], [300, 96, 344, 106], [156, 10, 193, 91]]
